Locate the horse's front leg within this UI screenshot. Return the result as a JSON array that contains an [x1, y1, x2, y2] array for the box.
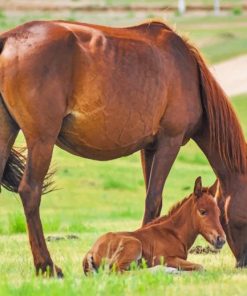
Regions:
[[19, 139, 63, 277], [142, 133, 184, 225], [140, 148, 155, 191], [166, 257, 203, 271]]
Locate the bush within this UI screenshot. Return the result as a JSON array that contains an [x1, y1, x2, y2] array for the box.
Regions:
[[232, 7, 243, 16]]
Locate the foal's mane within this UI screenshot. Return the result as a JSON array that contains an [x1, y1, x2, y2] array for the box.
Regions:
[[144, 194, 192, 228], [139, 20, 247, 174]]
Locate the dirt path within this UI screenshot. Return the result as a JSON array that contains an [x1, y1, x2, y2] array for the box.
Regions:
[[210, 55, 247, 97]]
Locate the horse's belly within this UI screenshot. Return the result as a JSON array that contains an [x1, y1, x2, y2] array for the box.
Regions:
[[57, 37, 168, 159], [57, 110, 156, 160]]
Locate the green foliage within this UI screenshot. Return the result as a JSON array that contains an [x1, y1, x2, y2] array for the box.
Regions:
[[8, 212, 26, 234], [232, 6, 243, 16], [0, 9, 6, 20]]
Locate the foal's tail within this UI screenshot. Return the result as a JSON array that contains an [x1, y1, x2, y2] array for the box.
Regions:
[[183, 38, 246, 174], [2, 148, 54, 194], [83, 252, 98, 275]]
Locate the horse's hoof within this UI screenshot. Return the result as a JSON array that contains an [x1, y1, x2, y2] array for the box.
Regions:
[[35, 262, 64, 278]]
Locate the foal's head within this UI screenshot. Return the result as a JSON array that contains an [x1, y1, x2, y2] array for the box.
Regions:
[[192, 177, 225, 249]]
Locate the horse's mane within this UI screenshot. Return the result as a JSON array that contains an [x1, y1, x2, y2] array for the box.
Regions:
[[144, 194, 192, 228], [140, 20, 247, 174], [144, 20, 174, 32], [183, 38, 247, 174]]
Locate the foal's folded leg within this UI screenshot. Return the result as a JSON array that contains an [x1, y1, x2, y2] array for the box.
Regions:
[[148, 265, 180, 274], [166, 257, 203, 271], [110, 236, 142, 272]]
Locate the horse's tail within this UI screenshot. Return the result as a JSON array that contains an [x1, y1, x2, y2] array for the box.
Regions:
[[183, 38, 246, 174], [83, 252, 98, 275], [2, 148, 55, 194]]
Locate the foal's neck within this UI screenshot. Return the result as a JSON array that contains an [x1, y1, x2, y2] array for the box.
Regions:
[[160, 197, 198, 252]]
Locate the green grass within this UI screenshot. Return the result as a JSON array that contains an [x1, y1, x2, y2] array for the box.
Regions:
[[0, 93, 247, 295]]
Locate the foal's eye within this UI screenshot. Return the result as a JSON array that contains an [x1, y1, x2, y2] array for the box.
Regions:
[[199, 209, 207, 216]]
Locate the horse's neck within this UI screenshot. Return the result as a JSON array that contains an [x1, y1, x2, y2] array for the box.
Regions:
[[158, 198, 198, 251]]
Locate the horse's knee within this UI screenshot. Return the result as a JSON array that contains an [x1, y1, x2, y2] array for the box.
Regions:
[[18, 180, 31, 196], [18, 181, 41, 216]]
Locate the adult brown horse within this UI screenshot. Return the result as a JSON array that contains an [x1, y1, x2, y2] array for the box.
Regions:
[[83, 177, 225, 273], [0, 20, 246, 276]]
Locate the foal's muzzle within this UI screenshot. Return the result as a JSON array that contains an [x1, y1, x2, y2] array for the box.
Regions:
[[214, 236, 226, 249]]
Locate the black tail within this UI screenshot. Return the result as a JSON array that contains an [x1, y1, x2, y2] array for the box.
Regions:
[[1, 148, 55, 194]]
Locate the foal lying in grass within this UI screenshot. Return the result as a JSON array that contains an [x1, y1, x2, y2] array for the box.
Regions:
[[83, 177, 225, 273]]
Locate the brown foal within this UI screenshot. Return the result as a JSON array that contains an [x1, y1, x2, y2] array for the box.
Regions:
[[83, 177, 225, 273]]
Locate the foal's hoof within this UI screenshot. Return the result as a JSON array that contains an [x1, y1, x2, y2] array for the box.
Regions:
[[195, 264, 204, 271]]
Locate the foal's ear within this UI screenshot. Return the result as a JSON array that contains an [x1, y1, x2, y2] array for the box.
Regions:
[[194, 176, 203, 198], [208, 179, 219, 197]]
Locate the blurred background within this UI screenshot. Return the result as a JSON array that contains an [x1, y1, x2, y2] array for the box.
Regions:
[[0, 1, 247, 291], [0, 0, 246, 235]]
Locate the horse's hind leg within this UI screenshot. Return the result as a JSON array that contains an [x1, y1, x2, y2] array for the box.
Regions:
[[19, 134, 63, 277], [10, 93, 66, 277]]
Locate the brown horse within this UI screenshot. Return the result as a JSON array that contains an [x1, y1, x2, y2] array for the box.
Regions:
[[0, 19, 246, 276], [83, 177, 225, 273]]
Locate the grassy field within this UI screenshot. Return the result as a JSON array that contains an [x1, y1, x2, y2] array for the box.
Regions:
[[0, 91, 247, 295], [0, 8, 247, 296]]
